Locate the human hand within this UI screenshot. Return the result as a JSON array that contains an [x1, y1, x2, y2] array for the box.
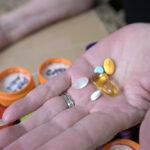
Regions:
[[1, 23, 150, 150]]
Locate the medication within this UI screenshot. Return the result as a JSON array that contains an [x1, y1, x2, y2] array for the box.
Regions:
[[102, 139, 140, 150], [102, 80, 118, 96], [94, 66, 104, 74], [91, 73, 118, 97], [38, 57, 72, 84], [72, 77, 89, 89], [90, 90, 101, 101], [103, 58, 115, 75], [91, 73, 109, 89], [0, 67, 35, 107]]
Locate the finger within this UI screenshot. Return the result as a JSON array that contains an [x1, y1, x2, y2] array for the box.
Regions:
[[140, 108, 150, 150], [3, 72, 71, 123], [0, 124, 26, 149], [3, 107, 88, 150], [37, 97, 143, 150], [0, 96, 68, 148], [21, 96, 68, 130]]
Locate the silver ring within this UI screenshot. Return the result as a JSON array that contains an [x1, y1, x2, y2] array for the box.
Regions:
[[62, 93, 75, 108]]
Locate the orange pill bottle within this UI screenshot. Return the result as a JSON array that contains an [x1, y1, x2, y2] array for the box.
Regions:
[[0, 67, 35, 107], [38, 57, 72, 84], [102, 139, 140, 150]]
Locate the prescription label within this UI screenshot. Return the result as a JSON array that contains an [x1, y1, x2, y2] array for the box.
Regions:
[[42, 63, 69, 79], [0, 73, 29, 92]]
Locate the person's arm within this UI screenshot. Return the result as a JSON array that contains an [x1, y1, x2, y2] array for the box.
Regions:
[[0, 0, 95, 49]]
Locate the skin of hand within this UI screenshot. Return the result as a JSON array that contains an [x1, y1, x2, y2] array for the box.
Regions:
[[0, 0, 94, 50], [0, 23, 150, 150]]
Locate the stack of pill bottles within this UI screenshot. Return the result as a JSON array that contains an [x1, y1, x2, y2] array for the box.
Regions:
[[85, 42, 140, 150]]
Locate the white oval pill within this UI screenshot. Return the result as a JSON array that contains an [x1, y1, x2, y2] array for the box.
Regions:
[[90, 90, 101, 101], [72, 77, 89, 89]]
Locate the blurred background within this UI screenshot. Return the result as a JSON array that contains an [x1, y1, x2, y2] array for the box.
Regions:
[[0, 0, 126, 33]]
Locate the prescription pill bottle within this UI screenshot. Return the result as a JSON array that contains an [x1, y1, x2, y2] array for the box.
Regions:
[[102, 139, 139, 150], [0, 106, 13, 129], [0, 67, 35, 107], [38, 57, 72, 84]]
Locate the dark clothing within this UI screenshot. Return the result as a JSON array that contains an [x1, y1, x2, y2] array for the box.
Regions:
[[123, 0, 150, 23]]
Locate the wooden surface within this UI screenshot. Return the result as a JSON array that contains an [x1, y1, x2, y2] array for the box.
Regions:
[[0, 10, 108, 73]]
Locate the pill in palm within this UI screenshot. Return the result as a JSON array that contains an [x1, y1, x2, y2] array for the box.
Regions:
[[94, 66, 104, 74], [72, 77, 89, 89], [103, 58, 115, 75], [102, 80, 118, 96], [91, 73, 109, 89], [90, 90, 101, 101]]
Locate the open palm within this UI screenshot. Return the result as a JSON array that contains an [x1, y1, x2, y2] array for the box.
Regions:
[[1, 23, 150, 150]]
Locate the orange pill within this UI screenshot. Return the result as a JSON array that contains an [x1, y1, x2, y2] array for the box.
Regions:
[[103, 58, 115, 75]]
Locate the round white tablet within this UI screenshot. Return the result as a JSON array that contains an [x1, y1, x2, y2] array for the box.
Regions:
[[72, 77, 89, 89]]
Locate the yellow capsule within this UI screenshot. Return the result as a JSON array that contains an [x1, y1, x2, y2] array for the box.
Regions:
[[103, 58, 115, 75], [91, 73, 109, 89], [102, 80, 118, 96]]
